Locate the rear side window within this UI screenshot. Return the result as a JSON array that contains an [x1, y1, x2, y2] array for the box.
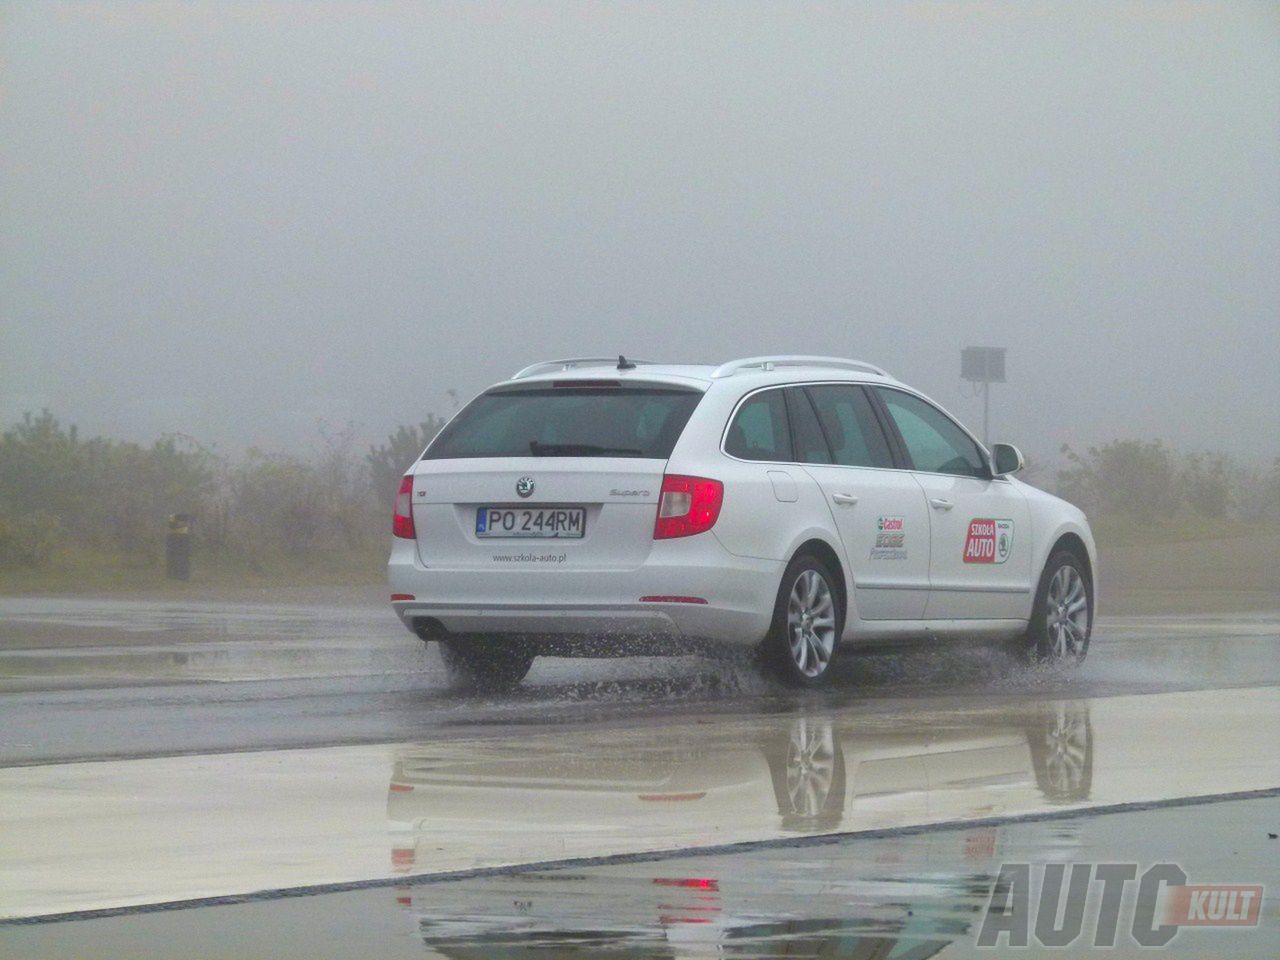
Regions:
[[805, 385, 894, 469], [785, 389, 833, 464], [424, 386, 702, 459], [876, 388, 988, 478], [725, 389, 792, 462]]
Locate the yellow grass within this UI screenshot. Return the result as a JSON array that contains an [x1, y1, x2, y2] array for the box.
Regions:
[[0, 546, 385, 598]]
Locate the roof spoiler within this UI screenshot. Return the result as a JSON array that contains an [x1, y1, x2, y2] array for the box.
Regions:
[[510, 357, 659, 380]]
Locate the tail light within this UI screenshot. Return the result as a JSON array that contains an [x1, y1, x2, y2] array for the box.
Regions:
[[654, 475, 723, 539], [393, 475, 415, 539]]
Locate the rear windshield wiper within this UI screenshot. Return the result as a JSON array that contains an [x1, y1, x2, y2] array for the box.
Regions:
[[529, 441, 644, 457]]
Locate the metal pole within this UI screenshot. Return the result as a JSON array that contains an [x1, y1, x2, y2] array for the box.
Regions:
[[982, 380, 990, 447]]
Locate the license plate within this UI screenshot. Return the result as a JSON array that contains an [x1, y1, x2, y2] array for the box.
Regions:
[[475, 507, 586, 539]]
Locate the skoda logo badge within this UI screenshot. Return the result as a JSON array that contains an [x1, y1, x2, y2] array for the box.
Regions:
[[516, 476, 535, 499]]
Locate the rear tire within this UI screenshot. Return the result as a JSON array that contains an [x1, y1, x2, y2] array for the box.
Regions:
[[1017, 550, 1093, 665], [763, 553, 844, 687], [437, 637, 535, 691]]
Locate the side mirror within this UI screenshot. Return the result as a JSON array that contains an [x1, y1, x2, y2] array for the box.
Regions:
[[992, 442, 1025, 476]]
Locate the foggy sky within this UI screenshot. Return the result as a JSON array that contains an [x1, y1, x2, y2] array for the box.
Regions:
[[2, 1, 1278, 464]]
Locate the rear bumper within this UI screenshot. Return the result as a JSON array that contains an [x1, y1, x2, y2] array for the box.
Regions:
[[387, 535, 779, 646]]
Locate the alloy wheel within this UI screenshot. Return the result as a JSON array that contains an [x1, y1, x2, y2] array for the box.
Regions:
[[787, 569, 837, 678], [1045, 565, 1089, 660]]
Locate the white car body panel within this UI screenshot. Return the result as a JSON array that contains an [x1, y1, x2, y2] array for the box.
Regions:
[[411, 456, 665, 571], [913, 471, 1034, 620], [801, 462, 931, 620], [388, 358, 1097, 655]]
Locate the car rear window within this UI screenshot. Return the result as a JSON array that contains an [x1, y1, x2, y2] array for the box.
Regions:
[[423, 385, 703, 460]]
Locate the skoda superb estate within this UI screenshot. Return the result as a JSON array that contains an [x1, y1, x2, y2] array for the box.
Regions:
[[389, 356, 1096, 687]]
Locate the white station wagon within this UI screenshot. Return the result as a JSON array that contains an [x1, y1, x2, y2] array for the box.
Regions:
[[389, 356, 1096, 687]]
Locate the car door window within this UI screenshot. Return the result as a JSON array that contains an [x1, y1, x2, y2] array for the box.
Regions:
[[725, 389, 792, 462], [804, 385, 895, 469], [876, 388, 988, 478], [784, 389, 833, 464]]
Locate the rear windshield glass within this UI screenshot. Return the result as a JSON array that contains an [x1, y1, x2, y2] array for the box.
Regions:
[[423, 386, 703, 460]]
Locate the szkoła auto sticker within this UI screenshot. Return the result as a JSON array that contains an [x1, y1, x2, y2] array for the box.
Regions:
[[964, 518, 1014, 564]]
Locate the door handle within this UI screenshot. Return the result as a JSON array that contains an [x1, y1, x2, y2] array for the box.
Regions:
[[832, 493, 859, 506], [929, 498, 955, 511]]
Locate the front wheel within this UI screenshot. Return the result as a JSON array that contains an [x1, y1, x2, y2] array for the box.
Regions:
[[1018, 551, 1093, 664], [437, 637, 535, 691], [764, 554, 844, 687]]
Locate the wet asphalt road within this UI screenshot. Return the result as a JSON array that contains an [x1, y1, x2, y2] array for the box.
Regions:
[[1, 598, 1278, 766]]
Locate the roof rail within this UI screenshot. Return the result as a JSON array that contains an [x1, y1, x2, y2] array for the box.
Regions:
[[510, 357, 660, 380], [710, 356, 891, 379]]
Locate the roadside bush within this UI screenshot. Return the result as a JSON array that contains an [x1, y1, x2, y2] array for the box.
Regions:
[[96, 437, 216, 559], [0, 411, 83, 524], [0, 411, 468, 574], [0, 412, 214, 566], [1056, 441, 1278, 525], [1058, 440, 1178, 521], [1230, 458, 1280, 524], [367, 416, 447, 508], [213, 425, 384, 565], [0, 510, 63, 567], [1180, 452, 1231, 520]]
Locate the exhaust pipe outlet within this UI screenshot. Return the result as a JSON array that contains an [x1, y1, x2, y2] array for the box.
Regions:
[[411, 618, 447, 643]]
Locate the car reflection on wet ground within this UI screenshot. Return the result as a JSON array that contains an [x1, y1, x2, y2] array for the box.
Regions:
[[384, 698, 1095, 876]]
